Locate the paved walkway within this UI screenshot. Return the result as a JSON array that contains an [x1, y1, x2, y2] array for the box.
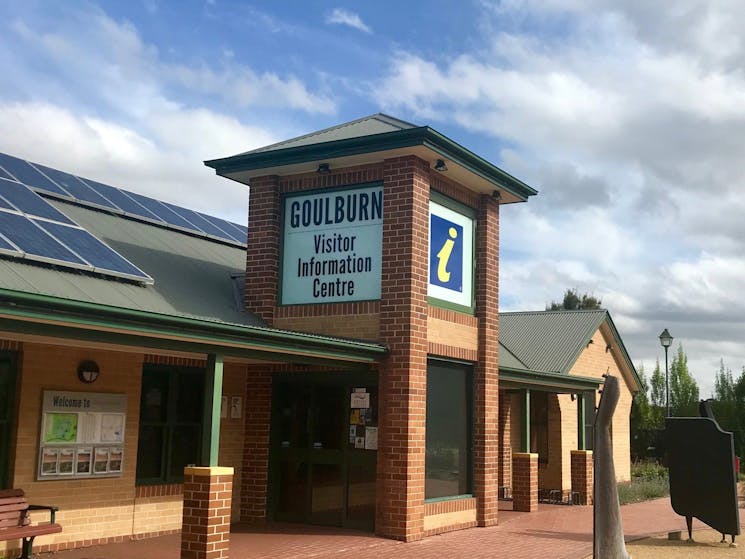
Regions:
[[45, 499, 743, 559]]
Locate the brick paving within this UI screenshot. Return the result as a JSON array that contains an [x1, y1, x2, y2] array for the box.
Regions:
[[44, 498, 743, 559]]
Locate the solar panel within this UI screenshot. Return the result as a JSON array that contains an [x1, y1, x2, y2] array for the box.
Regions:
[[197, 213, 245, 243], [0, 234, 21, 256], [235, 223, 248, 239], [0, 211, 89, 267], [125, 191, 198, 231], [80, 178, 165, 223], [0, 178, 75, 225], [37, 220, 153, 282], [0, 153, 72, 197], [32, 164, 117, 210], [0, 152, 247, 250], [162, 202, 234, 240], [211, 216, 246, 243]]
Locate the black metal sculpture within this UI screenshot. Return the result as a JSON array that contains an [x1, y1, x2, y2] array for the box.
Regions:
[[666, 400, 740, 545]]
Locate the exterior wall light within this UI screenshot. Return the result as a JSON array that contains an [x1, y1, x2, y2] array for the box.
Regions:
[[77, 360, 100, 384], [433, 159, 448, 172], [316, 163, 331, 174]]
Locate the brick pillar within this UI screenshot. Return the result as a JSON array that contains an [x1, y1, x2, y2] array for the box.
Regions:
[[244, 175, 280, 324], [240, 367, 272, 522], [571, 450, 593, 505], [512, 453, 538, 512], [181, 466, 234, 559], [376, 155, 430, 542], [474, 194, 500, 526], [498, 391, 512, 490]]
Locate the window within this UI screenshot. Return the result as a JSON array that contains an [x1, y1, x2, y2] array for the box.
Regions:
[[0, 353, 17, 489], [583, 392, 595, 450], [530, 391, 549, 464], [136, 365, 205, 484], [425, 360, 473, 499]]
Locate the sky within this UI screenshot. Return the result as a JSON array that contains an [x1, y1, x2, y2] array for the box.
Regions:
[[1, 0, 744, 396]]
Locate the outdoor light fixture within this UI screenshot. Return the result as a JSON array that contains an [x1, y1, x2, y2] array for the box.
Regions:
[[77, 360, 100, 384], [433, 159, 448, 172], [491, 190, 502, 201], [316, 163, 331, 174], [659, 328, 673, 417]]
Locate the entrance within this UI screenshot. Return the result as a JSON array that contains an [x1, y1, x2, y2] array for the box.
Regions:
[[0, 352, 18, 489], [269, 372, 378, 530]]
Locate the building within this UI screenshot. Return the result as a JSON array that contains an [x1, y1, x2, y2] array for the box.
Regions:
[[0, 114, 638, 558]]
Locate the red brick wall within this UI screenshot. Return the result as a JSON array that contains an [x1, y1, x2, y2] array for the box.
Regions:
[[570, 450, 593, 505], [240, 366, 272, 523], [376, 155, 430, 542], [245, 175, 280, 324], [181, 467, 233, 559], [512, 453, 538, 512], [474, 194, 500, 526]]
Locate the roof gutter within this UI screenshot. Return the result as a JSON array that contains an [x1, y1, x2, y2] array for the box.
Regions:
[[500, 367, 604, 393], [0, 288, 387, 364], [204, 127, 538, 202]]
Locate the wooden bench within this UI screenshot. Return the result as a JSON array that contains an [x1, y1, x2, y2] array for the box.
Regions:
[[0, 489, 61, 559]]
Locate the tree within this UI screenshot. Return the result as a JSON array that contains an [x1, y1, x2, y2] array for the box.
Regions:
[[546, 288, 603, 310], [712, 359, 736, 430], [668, 344, 699, 417], [630, 364, 654, 458], [649, 359, 665, 428]]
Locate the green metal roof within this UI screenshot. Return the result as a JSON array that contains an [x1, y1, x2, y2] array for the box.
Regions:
[[205, 113, 538, 203], [499, 309, 640, 391], [244, 113, 417, 154], [500, 310, 606, 373], [0, 199, 260, 327]]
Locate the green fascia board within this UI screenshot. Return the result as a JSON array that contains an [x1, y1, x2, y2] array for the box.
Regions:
[[205, 127, 537, 202], [0, 288, 386, 363], [499, 366, 603, 393]]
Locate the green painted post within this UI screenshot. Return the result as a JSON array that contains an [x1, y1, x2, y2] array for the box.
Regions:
[[202, 353, 224, 467], [577, 393, 586, 450], [522, 389, 531, 453]]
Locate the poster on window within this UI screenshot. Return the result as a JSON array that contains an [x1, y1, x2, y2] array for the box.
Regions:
[[37, 391, 127, 481]]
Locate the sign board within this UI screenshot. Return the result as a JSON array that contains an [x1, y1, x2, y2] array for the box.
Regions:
[[281, 184, 383, 304], [38, 391, 126, 480], [428, 199, 474, 308]]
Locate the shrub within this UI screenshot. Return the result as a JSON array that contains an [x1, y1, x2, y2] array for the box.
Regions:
[[617, 460, 669, 505]]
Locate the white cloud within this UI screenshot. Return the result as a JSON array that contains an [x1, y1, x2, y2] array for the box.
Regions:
[[325, 8, 372, 34], [373, 1, 745, 391], [10, 9, 334, 117], [0, 101, 273, 224]]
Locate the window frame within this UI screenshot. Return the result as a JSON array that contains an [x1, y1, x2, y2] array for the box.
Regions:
[[424, 358, 474, 502], [0, 351, 18, 489], [136, 364, 205, 485]]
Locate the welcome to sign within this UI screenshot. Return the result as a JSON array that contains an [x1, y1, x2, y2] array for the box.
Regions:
[[281, 184, 383, 305]]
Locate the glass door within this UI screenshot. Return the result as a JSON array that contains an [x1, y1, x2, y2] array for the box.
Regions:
[[269, 375, 377, 530]]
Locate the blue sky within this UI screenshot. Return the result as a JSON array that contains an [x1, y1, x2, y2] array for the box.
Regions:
[[2, 0, 745, 395]]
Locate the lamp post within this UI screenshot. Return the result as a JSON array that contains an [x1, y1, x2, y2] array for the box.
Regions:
[[659, 328, 673, 417]]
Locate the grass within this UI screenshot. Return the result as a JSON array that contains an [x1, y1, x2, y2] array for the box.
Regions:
[[617, 460, 669, 505]]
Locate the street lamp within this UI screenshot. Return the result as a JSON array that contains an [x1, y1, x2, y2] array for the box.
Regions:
[[659, 328, 673, 417]]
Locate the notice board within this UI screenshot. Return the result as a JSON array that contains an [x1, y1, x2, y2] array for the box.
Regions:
[[37, 391, 126, 480]]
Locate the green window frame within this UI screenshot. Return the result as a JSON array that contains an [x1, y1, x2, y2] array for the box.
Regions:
[[425, 359, 474, 500], [136, 364, 205, 485]]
